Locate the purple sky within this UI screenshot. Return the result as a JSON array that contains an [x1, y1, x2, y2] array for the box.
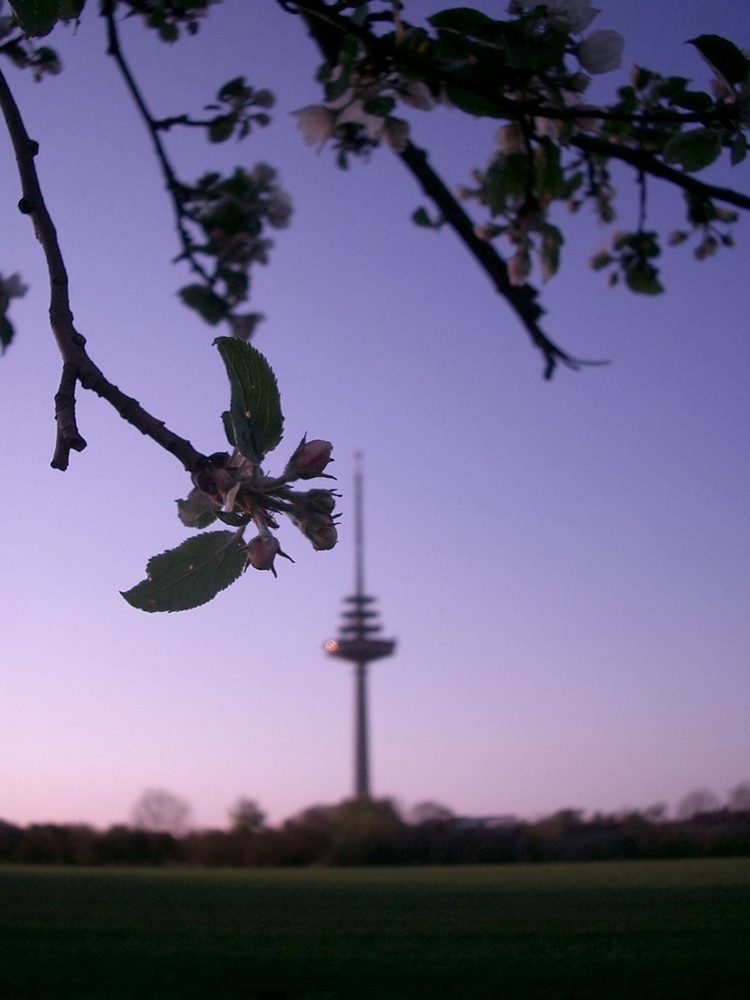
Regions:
[[0, 0, 748, 831]]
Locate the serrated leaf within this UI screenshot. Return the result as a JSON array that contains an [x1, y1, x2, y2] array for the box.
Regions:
[[179, 284, 228, 324], [218, 76, 247, 101], [625, 261, 663, 295], [363, 96, 395, 116], [9, 0, 59, 36], [215, 337, 283, 464], [689, 34, 750, 87], [122, 531, 247, 613], [412, 206, 435, 227], [663, 128, 722, 172], [731, 132, 747, 166], [221, 410, 236, 448], [670, 91, 713, 112], [539, 225, 563, 282], [177, 487, 218, 529], [444, 82, 502, 117], [58, 0, 86, 20], [429, 7, 496, 37], [208, 115, 235, 143], [0, 315, 15, 353]]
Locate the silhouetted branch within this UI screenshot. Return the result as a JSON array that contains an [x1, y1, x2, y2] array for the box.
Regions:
[[399, 141, 602, 378], [571, 134, 750, 212], [0, 63, 207, 474], [102, 2, 213, 287]]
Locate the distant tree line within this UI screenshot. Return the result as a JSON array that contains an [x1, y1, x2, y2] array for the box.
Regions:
[[2, 786, 750, 866]]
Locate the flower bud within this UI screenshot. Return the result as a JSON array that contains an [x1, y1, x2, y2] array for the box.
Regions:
[[286, 437, 334, 479], [288, 511, 338, 551], [245, 534, 280, 574], [308, 519, 338, 551]]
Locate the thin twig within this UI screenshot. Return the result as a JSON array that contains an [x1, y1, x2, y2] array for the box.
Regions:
[[102, 0, 213, 286]]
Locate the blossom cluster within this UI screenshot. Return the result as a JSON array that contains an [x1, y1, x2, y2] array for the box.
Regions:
[[188, 437, 339, 578]]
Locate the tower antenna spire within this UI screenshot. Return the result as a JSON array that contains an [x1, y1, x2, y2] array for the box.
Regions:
[[354, 451, 364, 598], [324, 454, 396, 799]]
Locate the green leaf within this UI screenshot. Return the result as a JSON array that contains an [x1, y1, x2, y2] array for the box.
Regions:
[[58, 0, 85, 19], [429, 8, 497, 34], [122, 531, 247, 613], [444, 82, 503, 117], [9, 0, 59, 36], [177, 487, 218, 529], [535, 139, 564, 200], [539, 225, 563, 282], [362, 96, 395, 116], [730, 132, 747, 166], [670, 91, 713, 112], [179, 284, 228, 324], [663, 128, 723, 172], [689, 34, 750, 87], [625, 261, 663, 295], [412, 206, 438, 228], [0, 315, 14, 354], [215, 337, 283, 465], [208, 115, 235, 143], [218, 76, 247, 101], [221, 409, 236, 448]]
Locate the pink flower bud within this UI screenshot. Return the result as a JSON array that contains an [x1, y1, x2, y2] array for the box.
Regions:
[[245, 534, 280, 574], [286, 437, 334, 479]]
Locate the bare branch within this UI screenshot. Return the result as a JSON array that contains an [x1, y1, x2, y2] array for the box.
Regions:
[[102, 2, 213, 287], [0, 63, 207, 475]]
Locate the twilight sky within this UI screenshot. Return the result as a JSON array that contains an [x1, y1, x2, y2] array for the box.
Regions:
[[0, 0, 748, 831]]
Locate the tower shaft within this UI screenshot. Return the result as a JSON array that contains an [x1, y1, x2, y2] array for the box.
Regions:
[[325, 454, 395, 801], [354, 662, 369, 799]]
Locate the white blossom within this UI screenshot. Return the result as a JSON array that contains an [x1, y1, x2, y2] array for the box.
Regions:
[[577, 29, 624, 74], [291, 105, 334, 147]]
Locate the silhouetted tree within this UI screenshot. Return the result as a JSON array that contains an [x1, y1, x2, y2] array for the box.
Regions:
[[228, 797, 266, 835], [727, 782, 750, 812], [675, 788, 722, 820], [131, 788, 191, 837], [409, 800, 455, 826]]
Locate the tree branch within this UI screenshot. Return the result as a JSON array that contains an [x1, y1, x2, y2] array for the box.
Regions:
[[571, 134, 750, 212], [0, 63, 207, 474], [290, 0, 602, 376], [102, 1, 213, 286], [288, 0, 743, 130], [399, 141, 602, 378]]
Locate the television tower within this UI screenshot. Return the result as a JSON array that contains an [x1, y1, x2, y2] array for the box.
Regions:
[[325, 455, 395, 799]]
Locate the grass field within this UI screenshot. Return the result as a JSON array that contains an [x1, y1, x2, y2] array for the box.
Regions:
[[1, 858, 749, 999]]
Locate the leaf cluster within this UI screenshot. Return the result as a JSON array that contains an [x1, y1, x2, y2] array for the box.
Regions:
[[122, 339, 338, 612], [175, 163, 291, 334]]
